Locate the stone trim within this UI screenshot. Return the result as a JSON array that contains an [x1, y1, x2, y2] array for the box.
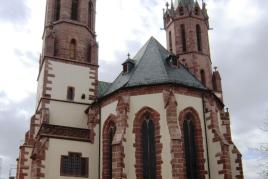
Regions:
[[100, 84, 204, 108], [133, 107, 163, 179], [178, 107, 208, 179], [17, 145, 33, 179], [163, 90, 183, 179], [102, 114, 120, 179], [87, 105, 100, 143], [38, 124, 91, 142], [31, 137, 49, 179], [102, 96, 130, 179], [232, 146, 244, 179]]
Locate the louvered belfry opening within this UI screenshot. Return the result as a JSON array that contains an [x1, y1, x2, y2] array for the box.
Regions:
[[141, 114, 157, 179], [183, 114, 198, 179]]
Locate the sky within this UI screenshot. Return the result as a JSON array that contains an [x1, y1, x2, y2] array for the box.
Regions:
[[0, 0, 267, 178]]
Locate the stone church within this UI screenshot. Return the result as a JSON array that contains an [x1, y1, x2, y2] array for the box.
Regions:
[[16, 0, 244, 178]]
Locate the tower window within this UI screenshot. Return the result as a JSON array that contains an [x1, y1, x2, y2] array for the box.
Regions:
[[67, 87, 75, 100], [60, 152, 88, 177], [70, 39, 76, 59], [54, 0, 61, 21], [200, 70, 206, 86], [195, 7, 200, 15], [181, 24, 187, 52], [141, 114, 156, 179], [169, 31, 173, 52], [183, 114, 198, 179], [196, 24, 202, 52], [71, 0, 79, 21], [179, 7, 184, 15], [87, 43, 92, 63], [88, 1, 94, 29]]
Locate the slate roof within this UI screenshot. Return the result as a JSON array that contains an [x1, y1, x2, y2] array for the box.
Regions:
[[97, 37, 205, 98]]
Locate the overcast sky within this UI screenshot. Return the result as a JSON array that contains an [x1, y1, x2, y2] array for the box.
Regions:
[[0, 0, 267, 178]]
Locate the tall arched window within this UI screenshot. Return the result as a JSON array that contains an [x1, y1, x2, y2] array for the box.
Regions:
[[108, 123, 116, 179], [71, 0, 79, 20], [70, 39, 76, 59], [87, 43, 92, 63], [54, 0, 61, 21], [200, 69, 206, 86], [183, 114, 198, 179], [141, 114, 156, 179], [181, 24, 187, 52], [88, 1, 94, 29], [169, 31, 173, 52], [196, 25, 202, 52]]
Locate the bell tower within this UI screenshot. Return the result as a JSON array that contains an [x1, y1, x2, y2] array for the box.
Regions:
[[164, 0, 213, 90], [17, 0, 100, 178], [42, 0, 97, 64]]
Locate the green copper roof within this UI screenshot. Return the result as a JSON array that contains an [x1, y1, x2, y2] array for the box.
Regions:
[[97, 37, 205, 98]]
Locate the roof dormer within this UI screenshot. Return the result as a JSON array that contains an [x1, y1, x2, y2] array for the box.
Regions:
[[122, 54, 135, 74]]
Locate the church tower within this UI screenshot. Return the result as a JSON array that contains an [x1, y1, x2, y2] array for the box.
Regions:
[[16, 0, 99, 179], [164, 0, 217, 91]]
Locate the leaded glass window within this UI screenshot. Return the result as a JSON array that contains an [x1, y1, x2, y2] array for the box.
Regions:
[[142, 114, 156, 179], [183, 114, 198, 179]]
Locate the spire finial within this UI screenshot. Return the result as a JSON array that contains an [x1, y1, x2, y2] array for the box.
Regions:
[[127, 53, 131, 59], [214, 66, 218, 71], [166, 2, 169, 9]]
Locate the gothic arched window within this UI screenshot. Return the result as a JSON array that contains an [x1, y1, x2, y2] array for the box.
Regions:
[[70, 39, 76, 59], [169, 31, 173, 52], [141, 114, 156, 179], [71, 0, 79, 21], [108, 122, 116, 179], [196, 24, 202, 52], [181, 24, 187, 52], [183, 114, 198, 179], [54, 0, 61, 21], [87, 43, 92, 63], [88, 1, 94, 29], [200, 69, 206, 86]]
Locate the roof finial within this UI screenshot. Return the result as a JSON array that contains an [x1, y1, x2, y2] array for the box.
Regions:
[[166, 2, 169, 9], [213, 66, 218, 71], [127, 53, 131, 59]]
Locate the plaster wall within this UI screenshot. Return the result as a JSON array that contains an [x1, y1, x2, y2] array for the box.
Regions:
[[47, 100, 88, 128], [36, 66, 45, 107], [48, 60, 95, 104], [100, 92, 213, 178], [44, 138, 99, 179]]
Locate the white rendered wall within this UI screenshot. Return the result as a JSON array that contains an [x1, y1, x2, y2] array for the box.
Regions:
[[100, 92, 211, 178], [47, 100, 88, 128], [36, 66, 45, 107], [47, 60, 95, 103], [44, 138, 99, 179]]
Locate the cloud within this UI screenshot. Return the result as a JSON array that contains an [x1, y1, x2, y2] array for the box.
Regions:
[[0, 92, 35, 178], [0, 0, 30, 24], [0, 0, 267, 179]]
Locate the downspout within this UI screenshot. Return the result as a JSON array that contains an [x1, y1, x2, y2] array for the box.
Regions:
[[202, 94, 211, 179]]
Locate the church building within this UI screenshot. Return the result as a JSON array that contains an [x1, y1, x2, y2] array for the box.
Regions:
[[16, 0, 244, 178]]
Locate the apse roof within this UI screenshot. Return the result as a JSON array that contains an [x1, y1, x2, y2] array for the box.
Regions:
[[97, 37, 205, 98]]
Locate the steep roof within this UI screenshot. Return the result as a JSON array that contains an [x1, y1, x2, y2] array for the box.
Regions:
[[98, 37, 205, 98]]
